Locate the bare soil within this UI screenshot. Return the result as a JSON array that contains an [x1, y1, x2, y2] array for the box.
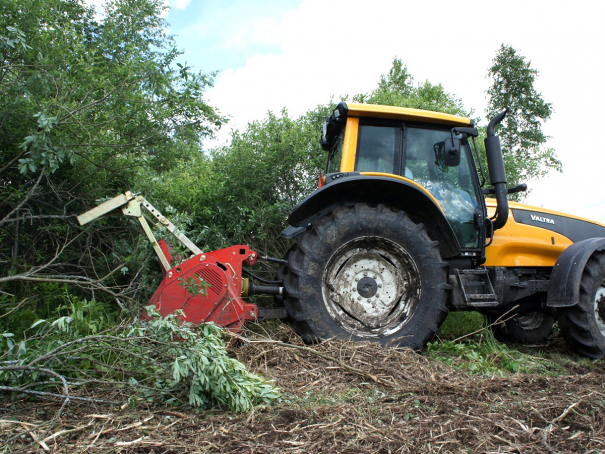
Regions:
[[2, 324, 604, 453]]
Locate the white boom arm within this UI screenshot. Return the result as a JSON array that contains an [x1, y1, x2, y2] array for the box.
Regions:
[[77, 191, 202, 272]]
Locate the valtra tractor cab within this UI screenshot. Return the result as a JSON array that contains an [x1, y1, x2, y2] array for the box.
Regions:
[[78, 102, 605, 358]]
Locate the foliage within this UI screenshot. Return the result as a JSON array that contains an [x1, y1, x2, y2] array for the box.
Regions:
[[0, 0, 224, 318], [486, 45, 562, 188], [178, 275, 210, 298], [0, 303, 279, 412], [354, 57, 470, 116], [206, 106, 330, 258]]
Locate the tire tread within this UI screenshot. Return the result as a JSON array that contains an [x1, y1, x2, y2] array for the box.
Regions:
[[558, 251, 605, 358]]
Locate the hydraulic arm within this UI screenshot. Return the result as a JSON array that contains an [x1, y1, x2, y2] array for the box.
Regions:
[[78, 192, 284, 330]]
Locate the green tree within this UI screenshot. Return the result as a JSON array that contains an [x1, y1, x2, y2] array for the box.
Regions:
[[354, 57, 469, 116], [0, 0, 281, 416], [486, 45, 561, 188], [208, 106, 329, 258], [0, 0, 224, 325]]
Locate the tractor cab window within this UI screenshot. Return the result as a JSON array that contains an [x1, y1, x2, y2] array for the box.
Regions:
[[405, 127, 481, 248], [355, 125, 400, 174], [326, 128, 345, 174]]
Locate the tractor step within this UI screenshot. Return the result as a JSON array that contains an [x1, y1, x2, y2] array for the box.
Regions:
[[456, 269, 499, 307]]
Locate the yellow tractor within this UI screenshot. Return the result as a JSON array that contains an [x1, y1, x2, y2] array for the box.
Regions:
[[79, 102, 605, 359], [279, 103, 605, 358]]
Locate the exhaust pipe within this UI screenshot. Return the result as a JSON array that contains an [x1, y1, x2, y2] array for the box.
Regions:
[[484, 109, 509, 230]]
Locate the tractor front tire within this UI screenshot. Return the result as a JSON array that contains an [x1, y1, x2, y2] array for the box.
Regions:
[[282, 204, 449, 350], [557, 251, 605, 358]]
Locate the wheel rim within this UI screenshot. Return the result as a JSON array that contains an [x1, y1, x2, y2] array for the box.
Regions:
[[322, 236, 421, 338], [595, 283, 605, 336], [514, 312, 545, 331]]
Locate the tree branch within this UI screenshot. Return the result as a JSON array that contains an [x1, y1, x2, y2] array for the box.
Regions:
[[0, 167, 46, 227], [0, 214, 77, 224]]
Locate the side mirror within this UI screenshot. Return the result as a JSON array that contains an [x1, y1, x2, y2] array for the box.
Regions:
[[444, 137, 461, 167]]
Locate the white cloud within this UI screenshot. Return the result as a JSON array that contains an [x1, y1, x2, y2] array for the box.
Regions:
[[205, 0, 605, 221], [171, 0, 191, 10]]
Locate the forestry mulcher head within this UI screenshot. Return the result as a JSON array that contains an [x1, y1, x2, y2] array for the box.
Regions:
[[77, 192, 282, 330]]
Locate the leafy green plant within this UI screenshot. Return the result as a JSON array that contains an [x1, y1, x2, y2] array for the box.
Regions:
[[178, 276, 211, 298], [56, 296, 117, 335], [0, 0, 226, 320], [1, 303, 279, 412]]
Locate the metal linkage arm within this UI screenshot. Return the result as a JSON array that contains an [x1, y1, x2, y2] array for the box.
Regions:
[[77, 191, 203, 273], [77, 192, 136, 226], [134, 197, 202, 256]]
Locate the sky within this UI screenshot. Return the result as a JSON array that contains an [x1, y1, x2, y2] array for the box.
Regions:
[[160, 0, 605, 222]]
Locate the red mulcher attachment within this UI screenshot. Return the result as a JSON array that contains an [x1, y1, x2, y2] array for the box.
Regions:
[[77, 192, 278, 331], [147, 243, 258, 329]]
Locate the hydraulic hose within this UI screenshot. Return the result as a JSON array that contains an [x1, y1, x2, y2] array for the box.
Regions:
[[242, 267, 283, 285]]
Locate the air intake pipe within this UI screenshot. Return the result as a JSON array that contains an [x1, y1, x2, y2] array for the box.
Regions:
[[484, 109, 509, 230]]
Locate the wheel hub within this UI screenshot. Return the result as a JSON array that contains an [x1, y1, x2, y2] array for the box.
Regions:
[[357, 276, 378, 298], [323, 236, 420, 337]]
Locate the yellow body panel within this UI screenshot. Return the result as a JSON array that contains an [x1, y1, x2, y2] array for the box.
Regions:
[[346, 103, 473, 126], [485, 200, 605, 267], [340, 117, 359, 172]]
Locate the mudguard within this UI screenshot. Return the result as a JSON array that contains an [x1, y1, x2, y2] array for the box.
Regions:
[[547, 237, 605, 307], [282, 174, 461, 258]]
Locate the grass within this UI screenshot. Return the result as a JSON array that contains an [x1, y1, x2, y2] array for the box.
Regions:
[[427, 311, 568, 376]]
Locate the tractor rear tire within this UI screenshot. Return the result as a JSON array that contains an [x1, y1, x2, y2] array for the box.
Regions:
[[491, 312, 554, 344], [557, 251, 605, 358], [282, 204, 449, 350]]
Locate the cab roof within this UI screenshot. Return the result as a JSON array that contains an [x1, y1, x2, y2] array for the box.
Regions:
[[345, 102, 474, 127]]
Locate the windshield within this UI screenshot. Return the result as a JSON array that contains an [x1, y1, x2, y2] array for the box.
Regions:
[[405, 127, 481, 248]]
